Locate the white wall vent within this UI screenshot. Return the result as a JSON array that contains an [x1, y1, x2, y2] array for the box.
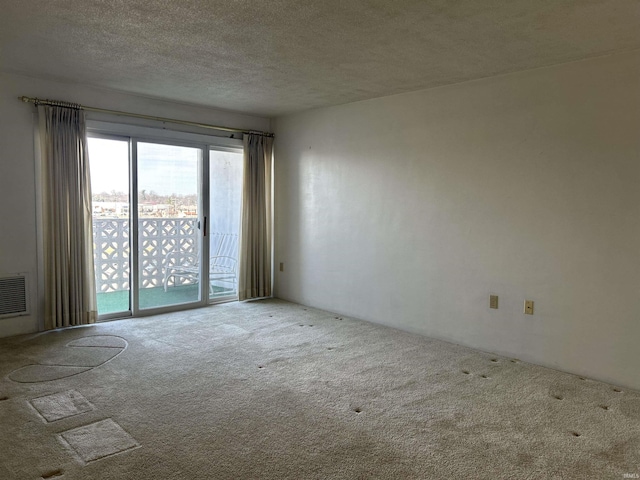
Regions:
[[0, 273, 29, 319]]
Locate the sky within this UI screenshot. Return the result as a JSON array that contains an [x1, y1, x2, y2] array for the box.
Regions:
[[88, 138, 200, 196]]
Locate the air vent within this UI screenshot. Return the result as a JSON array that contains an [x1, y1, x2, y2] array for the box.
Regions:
[[0, 273, 29, 319]]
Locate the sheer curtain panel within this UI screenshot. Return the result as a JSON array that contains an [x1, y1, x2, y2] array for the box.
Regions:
[[238, 134, 273, 301], [38, 105, 97, 329]]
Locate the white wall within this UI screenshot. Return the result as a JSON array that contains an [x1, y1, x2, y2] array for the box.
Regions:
[[0, 72, 270, 338], [274, 50, 640, 390]]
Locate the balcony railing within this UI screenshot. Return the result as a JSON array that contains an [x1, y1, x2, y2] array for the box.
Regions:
[[93, 218, 238, 293]]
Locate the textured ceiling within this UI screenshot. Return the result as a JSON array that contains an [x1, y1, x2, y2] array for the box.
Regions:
[[1, 1, 639, 117]]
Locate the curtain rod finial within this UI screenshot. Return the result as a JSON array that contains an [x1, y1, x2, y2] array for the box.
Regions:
[[19, 96, 37, 105]]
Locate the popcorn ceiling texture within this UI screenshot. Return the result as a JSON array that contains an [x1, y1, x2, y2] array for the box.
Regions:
[[0, 299, 639, 479], [0, 0, 639, 116]]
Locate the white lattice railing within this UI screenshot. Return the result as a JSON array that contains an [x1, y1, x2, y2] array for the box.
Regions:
[[93, 218, 239, 293], [93, 218, 200, 293]]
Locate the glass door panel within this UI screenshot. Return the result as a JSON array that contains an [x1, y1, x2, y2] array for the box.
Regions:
[[88, 137, 131, 316], [137, 142, 202, 310], [209, 150, 243, 300]]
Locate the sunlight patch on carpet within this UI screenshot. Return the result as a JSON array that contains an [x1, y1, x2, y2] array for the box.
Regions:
[[30, 390, 94, 422], [59, 419, 140, 464]]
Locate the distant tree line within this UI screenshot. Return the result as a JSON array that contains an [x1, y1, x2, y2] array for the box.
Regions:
[[93, 190, 198, 207]]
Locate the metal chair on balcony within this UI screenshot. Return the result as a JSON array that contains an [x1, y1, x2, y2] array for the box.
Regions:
[[208, 233, 239, 297], [209, 256, 237, 296], [163, 251, 199, 292], [163, 250, 238, 296]]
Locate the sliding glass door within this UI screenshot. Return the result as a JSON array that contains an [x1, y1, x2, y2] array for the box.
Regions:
[[88, 132, 243, 319], [136, 142, 203, 310], [209, 149, 243, 300], [89, 136, 131, 316]]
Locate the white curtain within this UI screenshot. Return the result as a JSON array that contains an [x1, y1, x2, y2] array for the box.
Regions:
[[238, 133, 273, 300], [38, 105, 97, 329]]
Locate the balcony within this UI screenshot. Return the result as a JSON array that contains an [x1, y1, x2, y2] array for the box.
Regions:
[[93, 218, 237, 315]]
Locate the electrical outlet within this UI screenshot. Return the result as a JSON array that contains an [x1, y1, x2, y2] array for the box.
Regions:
[[524, 300, 534, 315], [489, 295, 498, 309], [279, 262, 284, 272]]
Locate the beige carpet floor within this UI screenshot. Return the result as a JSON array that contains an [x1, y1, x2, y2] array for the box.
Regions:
[[0, 299, 638, 479]]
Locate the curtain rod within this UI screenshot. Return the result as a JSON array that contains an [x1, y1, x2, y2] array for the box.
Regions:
[[18, 96, 274, 138]]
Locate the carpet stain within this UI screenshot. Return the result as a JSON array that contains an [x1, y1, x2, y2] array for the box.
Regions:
[[595, 438, 640, 464], [433, 412, 466, 432], [620, 398, 640, 419], [324, 436, 414, 478], [515, 452, 535, 468], [387, 379, 418, 392], [549, 382, 578, 401], [41, 469, 64, 479]]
